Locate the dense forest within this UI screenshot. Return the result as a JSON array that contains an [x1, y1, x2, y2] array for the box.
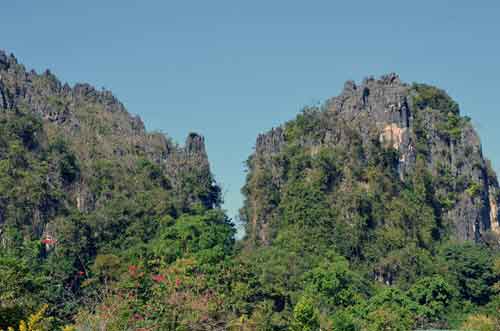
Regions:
[[0, 51, 499, 331]]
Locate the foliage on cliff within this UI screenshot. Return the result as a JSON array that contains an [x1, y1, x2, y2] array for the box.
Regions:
[[1, 53, 499, 330], [239, 74, 500, 329], [0, 51, 229, 330]]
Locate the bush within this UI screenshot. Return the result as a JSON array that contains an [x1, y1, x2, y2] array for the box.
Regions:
[[290, 297, 320, 331], [408, 275, 457, 321], [460, 314, 496, 331], [440, 243, 495, 304], [412, 83, 465, 141], [412, 83, 459, 115]]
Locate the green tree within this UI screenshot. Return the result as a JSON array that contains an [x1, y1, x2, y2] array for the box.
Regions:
[[408, 275, 457, 321], [362, 308, 411, 331], [331, 310, 360, 331], [290, 297, 320, 331], [359, 288, 421, 330], [440, 242, 495, 304], [304, 254, 370, 310], [150, 209, 235, 266]]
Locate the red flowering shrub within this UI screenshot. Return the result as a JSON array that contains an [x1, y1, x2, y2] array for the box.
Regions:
[[128, 265, 138, 276], [41, 237, 56, 245], [151, 274, 166, 283]]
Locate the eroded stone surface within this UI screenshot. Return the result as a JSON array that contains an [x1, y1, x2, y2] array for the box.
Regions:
[[490, 191, 500, 234]]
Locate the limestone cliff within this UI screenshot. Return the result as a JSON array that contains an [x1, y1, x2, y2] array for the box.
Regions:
[[242, 73, 499, 245], [0, 50, 219, 240]]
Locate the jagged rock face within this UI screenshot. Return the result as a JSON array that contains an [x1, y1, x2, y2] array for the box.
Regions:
[[164, 133, 220, 210], [327, 74, 414, 178], [0, 51, 146, 145], [243, 73, 500, 245], [0, 50, 219, 236]]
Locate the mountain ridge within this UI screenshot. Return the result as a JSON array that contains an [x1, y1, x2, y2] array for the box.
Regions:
[[0, 51, 499, 331]]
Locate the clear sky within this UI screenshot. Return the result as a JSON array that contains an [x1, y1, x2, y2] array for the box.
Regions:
[[2, 1, 499, 232]]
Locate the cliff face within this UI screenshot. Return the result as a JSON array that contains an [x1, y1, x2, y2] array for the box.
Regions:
[[0, 50, 218, 240], [243, 73, 500, 245]]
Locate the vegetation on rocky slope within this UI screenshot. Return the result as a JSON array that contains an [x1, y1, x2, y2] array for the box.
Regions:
[[0, 53, 499, 330]]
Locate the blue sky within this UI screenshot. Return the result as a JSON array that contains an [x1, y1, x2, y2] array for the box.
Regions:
[[2, 1, 499, 231]]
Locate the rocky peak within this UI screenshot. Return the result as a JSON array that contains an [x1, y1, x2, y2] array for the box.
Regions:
[[256, 127, 285, 155], [0, 50, 17, 71], [329, 73, 411, 129], [185, 132, 206, 155], [0, 50, 221, 222], [0, 51, 8, 71], [243, 74, 500, 245]]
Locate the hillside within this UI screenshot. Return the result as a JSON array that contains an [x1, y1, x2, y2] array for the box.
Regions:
[[0, 50, 220, 220], [243, 73, 499, 247], [0, 54, 499, 331], [237, 74, 500, 329], [0, 50, 233, 328]]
